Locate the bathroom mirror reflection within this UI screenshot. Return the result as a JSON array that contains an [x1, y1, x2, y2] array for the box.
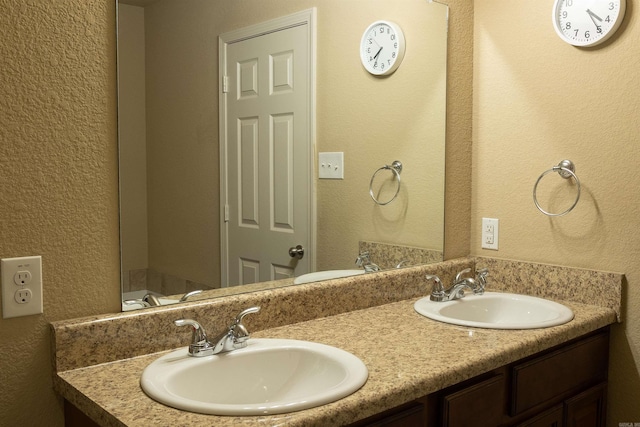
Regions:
[[118, 0, 448, 310]]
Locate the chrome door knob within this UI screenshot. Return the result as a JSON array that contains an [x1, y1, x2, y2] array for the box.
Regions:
[[288, 245, 305, 259]]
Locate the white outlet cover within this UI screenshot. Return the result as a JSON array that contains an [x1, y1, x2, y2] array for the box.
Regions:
[[481, 218, 499, 250], [1, 256, 43, 318]]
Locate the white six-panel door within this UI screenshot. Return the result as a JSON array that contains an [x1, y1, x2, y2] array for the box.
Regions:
[[220, 11, 315, 287]]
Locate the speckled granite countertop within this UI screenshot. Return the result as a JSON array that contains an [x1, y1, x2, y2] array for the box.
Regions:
[[54, 297, 616, 427]]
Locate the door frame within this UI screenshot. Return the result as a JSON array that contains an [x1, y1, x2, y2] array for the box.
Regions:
[[219, 9, 317, 287]]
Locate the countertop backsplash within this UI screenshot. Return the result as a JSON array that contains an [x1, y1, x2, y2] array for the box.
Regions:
[[50, 256, 623, 373]]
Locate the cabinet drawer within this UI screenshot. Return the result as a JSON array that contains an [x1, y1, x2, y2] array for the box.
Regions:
[[511, 331, 609, 415], [363, 402, 425, 427], [350, 401, 426, 427]]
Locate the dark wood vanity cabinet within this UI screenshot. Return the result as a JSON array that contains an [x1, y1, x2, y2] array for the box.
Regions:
[[353, 327, 609, 427]]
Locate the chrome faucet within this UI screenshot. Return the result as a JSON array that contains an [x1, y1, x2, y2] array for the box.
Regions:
[[174, 306, 261, 357], [355, 251, 380, 272], [122, 299, 150, 308], [427, 268, 488, 302], [142, 293, 161, 306], [395, 260, 410, 269], [179, 290, 202, 302]]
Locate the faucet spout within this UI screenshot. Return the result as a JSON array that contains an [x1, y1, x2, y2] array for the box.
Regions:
[[174, 319, 215, 356], [210, 306, 261, 353]]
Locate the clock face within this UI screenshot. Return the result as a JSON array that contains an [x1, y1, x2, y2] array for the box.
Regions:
[[552, 0, 626, 47], [360, 21, 406, 76]]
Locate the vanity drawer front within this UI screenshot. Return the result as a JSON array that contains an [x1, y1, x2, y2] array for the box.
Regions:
[[511, 331, 609, 415], [351, 401, 426, 427], [363, 402, 425, 427]]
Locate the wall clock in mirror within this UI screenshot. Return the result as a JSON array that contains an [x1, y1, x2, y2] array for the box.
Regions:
[[360, 20, 406, 75]]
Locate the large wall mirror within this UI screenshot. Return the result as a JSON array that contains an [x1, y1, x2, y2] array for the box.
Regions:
[[117, 0, 448, 310]]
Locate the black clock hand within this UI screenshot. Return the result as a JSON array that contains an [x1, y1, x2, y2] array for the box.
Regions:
[[586, 8, 603, 30], [586, 9, 603, 22], [373, 47, 382, 67]]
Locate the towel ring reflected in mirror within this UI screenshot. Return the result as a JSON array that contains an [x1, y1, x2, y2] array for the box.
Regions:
[[369, 161, 402, 206], [533, 160, 581, 217]]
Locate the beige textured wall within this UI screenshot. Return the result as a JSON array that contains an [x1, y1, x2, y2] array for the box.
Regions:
[[442, 0, 473, 261], [472, 0, 640, 422], [0, 1, 121, 426]]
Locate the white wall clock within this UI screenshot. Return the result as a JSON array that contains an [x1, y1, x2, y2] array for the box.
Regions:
[[360, 20, 406, 76], [552, 0, 626, 47]]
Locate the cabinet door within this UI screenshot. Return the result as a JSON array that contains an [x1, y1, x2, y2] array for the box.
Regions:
[[511, 331, 608, 415], [441, 373, 504, 427], [516, 404, 564, 427], [564, 383, 607, 427]]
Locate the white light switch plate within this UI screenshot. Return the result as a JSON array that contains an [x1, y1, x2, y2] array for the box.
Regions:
[[318, 152, 344, 179], [2, 256, 43, 318]]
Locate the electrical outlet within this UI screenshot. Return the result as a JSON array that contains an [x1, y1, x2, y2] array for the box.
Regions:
[[14, 271, 32, 286], [2, 256, 43, 318], [482, 218, 499, 250]]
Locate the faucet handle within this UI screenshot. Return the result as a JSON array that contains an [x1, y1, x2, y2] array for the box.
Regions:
[[475, 268, 489, 294], [143, 293, 161, 306], [426, 274, 446, 301], [230, 306, 261, 345], [476, 267, 489, 278], [123, 299, 150, 308], [355, 252, 371, 267], [174, 319, 214, 356]]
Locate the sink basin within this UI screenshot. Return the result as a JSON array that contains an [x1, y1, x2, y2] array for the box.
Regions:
[[293, 269, 365, 285], [140, 339, 368, 415], [414, 292, 574, 329]]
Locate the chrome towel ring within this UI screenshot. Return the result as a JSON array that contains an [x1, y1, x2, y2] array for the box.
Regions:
[[369, 161, 402, 205], [533, 159, 581, 217]]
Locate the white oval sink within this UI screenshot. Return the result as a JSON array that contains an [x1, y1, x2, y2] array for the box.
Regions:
[[293, 270, 365, 285], [140, 339, 368, 415], [414, 292, 574, 329]]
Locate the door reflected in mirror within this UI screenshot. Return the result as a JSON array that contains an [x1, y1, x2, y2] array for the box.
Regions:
[[118, 0, 448, 310]]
